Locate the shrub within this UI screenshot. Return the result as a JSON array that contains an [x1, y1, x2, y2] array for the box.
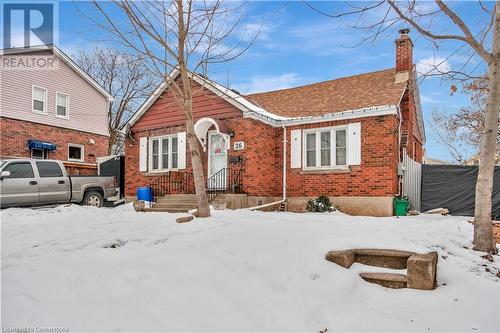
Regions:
[[306, 195, 335, 212]]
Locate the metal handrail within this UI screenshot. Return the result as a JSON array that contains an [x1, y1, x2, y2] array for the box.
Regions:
[[206, 166, 244, 203], [148, 166, 244, 203]]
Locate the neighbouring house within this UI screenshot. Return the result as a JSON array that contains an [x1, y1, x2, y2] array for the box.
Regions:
[[123, 29, 425, 216], [464, 144, 500, 166], [423, 157, 452, 165], [0, 45, 113, 175]]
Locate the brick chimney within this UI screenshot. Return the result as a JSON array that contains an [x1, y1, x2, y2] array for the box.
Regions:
[[395, 28, 413, 82]]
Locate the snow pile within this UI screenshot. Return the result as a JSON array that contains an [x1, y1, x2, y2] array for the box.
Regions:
[[1, 204, 499, 332]]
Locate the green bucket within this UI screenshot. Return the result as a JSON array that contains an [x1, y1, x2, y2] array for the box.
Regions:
[[394, 197, 409, 216]]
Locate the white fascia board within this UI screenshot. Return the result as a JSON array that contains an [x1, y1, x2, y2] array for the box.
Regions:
[[243, 105, 399, 127]]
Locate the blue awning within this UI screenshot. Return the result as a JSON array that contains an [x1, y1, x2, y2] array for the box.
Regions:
[[27, 140, 57, 151]]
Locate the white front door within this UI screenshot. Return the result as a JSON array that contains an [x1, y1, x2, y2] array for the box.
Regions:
[[208, 132, 228, 190]]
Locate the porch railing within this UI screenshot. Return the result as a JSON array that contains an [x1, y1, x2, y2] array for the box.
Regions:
[[206, 167, 244, 203], [149, 171, 195, 198], [148, 167, 244, 203]]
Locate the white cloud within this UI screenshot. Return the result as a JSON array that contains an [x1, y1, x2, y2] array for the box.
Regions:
[[416, 56, 451, 77], [232, 73, 308, 94], [239, 22, 272, 42]]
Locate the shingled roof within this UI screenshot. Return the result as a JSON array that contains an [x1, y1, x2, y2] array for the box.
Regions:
[[245, 68, 407, 118]]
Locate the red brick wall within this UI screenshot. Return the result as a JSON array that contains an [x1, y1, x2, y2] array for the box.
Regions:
[[282, 116, 400, 198], [0, 117, 108, 164], [395, 33, 413, 73], [125, 114, 400, 198], [400, 87, 424, 163], [124, 81, 402, 199]]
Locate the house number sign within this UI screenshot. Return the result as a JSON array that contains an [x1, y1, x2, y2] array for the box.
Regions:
[[233, 141, 245, 150]]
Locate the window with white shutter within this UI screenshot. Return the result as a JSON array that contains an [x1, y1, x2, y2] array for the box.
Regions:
[[303, 126, 349, 169], [148, 133, 185, 171]]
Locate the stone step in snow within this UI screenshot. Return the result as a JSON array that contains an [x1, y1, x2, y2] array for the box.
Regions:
[[359, 272, 408, 289]]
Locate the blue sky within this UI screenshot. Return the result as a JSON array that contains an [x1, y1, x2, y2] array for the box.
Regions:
[[35, 1, 496, 161]]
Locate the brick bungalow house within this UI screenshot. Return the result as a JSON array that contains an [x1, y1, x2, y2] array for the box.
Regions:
[[124, 29, 425, 216], [0, 45, 113, 174]]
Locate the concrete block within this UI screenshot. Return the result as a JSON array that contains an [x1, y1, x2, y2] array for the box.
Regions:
[[325, 250, 355, 268], [407, 252, 438, 290]]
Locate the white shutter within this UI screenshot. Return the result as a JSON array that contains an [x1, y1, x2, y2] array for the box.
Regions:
[[347, 122, 361, 165], [290, 129, 302, 168], [139, 137, 148, 172], [177, 132, 186, 169]]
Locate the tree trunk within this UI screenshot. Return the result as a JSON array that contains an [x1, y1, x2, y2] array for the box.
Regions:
[[176, 0, 211, 218], [473, 2, 500, 252]]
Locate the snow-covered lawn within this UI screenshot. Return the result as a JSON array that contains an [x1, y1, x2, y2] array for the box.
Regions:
[[1, 204, 499, 332]]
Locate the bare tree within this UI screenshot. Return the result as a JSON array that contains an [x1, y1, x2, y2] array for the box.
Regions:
[[431, 78, 499, 164], [81, 0, 256, 217], [307, 0, 499, 252], [431, 110, 471, 164], [75, 47, 157, 154]]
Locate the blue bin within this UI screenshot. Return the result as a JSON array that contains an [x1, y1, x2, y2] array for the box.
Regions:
[[137, 186, 153, 202]]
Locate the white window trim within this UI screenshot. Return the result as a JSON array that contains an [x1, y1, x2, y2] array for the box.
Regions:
[[55, 91, 70, 119], [32, 85, 47, 115], [302, 125, 349, 170], [148, 134, 179, 173], [68, 143, 84, 162], [30, 148, 47, 159]]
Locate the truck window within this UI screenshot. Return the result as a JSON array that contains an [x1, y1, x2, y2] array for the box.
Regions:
[[3, 162, 34, 178], [36, 161, 64, 177]]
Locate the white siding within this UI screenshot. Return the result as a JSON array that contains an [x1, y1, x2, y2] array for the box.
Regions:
[[0, 50, 109, 136]]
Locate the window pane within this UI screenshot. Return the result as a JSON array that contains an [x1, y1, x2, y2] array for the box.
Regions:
[[4, 162, 34, 178], [152, 139, 159, 169], [57, 93, 67, 106], [36, 162, 63, 177], [306, 151, 316, 167], [320, 132, 331, 166], [57, 105, 66, 116], [33, 87, 45, 100], [69, 146, 82, 160], [321, 150, 331, 166], [306, 133, 316, 150], [161, 138, 169, 169], [33, 100, 44, 111], [336, 130, 346, 148], [306, 133, 316, 167], [152, 140, 158, 155], [336, 148, 347, 165], [32, 149, 44, 159], [171, 137, 178, 153]]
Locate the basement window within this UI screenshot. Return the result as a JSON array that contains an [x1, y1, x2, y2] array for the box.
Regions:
[[68, 144, 84, 162], [31, 148, 48, 159]]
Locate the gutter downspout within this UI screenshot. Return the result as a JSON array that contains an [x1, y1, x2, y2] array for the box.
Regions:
[[249, 124, 287, 210]]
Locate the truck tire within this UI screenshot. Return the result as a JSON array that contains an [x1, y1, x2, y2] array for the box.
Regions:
[[83, 190, 104, 207]]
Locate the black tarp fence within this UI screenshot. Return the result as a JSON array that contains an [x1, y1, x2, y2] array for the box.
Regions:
[[421, 165, 500, 218]]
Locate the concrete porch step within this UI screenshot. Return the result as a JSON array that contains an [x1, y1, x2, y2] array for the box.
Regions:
[[359, 272, 408, 289], [144, 207, 193, 213]]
